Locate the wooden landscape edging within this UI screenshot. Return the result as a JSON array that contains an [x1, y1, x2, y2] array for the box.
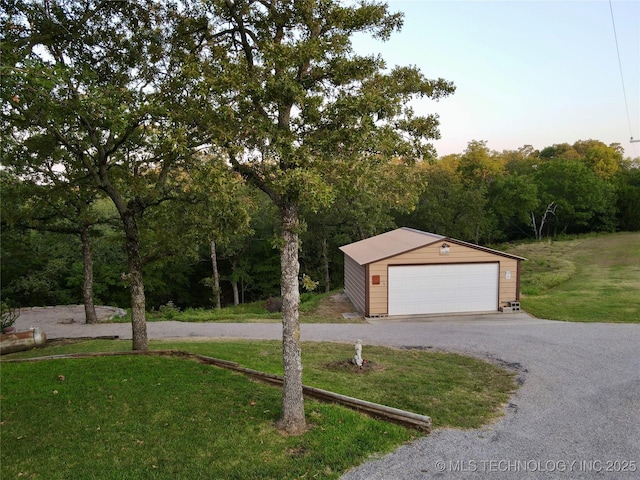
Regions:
[[3, 349, 432, 432]]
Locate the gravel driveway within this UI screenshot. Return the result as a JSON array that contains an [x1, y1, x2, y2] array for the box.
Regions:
[[12, 308, 640, 479]]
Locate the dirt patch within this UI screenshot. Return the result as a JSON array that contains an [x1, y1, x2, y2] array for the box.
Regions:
[[313, 293, 361, 321], [324, 359, 386, 374]]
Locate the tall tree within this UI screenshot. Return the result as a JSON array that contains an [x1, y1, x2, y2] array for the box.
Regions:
[[488, 173, 539, 240], [614, 163, 640, 231], [198, 0, 454, 433], [301, 157, 425, 292], [398, 163, 492, 242], [0, 171, 110, 323], [533, 159, 616, 235], [456, 140, 504, 187], [573, 140, 622, 180], [145, 157, 255, 308], [539, 142, 581, 161], [2, 1, 203, 349]]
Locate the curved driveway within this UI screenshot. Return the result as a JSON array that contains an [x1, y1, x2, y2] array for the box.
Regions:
[[13, 309, 640, 479]]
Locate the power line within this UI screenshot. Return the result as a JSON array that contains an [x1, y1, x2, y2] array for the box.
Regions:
[[609, 0, 638, 143]]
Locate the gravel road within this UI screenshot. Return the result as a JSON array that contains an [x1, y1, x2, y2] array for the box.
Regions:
[[12, 307, 640, 480]]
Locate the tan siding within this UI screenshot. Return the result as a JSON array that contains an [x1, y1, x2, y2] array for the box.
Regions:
[[343, 255, 366, 314], [367, 242, 521, 315], [498, 258, 519, 306], [368, 262, 390, 315]]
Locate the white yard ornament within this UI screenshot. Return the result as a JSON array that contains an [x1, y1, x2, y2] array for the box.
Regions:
[[353, 339, 363, 367]]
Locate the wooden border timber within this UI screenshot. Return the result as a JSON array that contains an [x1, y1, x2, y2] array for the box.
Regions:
[[3, 349, 432, 432]]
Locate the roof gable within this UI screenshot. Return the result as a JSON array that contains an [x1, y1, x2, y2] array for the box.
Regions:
[[339, 227, 525, 265], [339, 228, 444, 265]]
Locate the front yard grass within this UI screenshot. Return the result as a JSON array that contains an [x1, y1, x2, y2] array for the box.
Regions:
[[1, 339, 516, 479]]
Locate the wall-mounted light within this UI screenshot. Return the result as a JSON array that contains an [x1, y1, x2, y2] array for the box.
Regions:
[[440, 243, 450, 255]]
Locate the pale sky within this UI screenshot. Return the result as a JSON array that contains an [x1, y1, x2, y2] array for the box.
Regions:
[[351, 0, 640, 158]]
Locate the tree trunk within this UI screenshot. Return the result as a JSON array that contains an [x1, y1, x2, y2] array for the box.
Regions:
[[80, 225, 98, 324], [357, 224, 366, 241], [531, 211, 540, 240], [231, 259, 240, 306], [231, 280, 240, 306], [532, 202, 557, 241], [95, 164, 147, 350], [322, 237, 331, 293], [276, 202, 306, 434], [210, 238, 221, 309], [122, 209, 148, 351]]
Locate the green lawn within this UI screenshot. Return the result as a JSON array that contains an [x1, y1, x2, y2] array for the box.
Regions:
[[505, 232, 640, 323], [1, 340, 516, 480]]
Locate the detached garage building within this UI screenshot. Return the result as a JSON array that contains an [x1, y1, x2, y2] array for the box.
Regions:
[[339, 227, 525, 317]]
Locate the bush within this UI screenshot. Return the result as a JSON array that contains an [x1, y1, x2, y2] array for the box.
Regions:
[[1, 301, 19, 330], [157, 301, 180, 319], [265, 297, 283, 313]]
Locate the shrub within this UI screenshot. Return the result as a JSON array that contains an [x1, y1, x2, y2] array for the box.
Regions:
[[1, 301, 19, 330], [265, 297, 283, 313], [157, 301, 180, 319]]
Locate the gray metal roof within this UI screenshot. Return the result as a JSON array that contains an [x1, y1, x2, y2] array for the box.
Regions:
[[339, 227, 525, 265]]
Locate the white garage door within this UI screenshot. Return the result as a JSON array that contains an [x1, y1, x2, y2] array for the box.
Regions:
[[388, 263, 499, 315]]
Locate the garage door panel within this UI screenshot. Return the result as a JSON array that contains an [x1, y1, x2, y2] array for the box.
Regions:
[[388, 263, 498, 315]]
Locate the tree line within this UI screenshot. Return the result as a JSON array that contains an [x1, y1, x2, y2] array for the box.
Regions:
[[2, 0, 638, 433], [4, 138, 638, 310]]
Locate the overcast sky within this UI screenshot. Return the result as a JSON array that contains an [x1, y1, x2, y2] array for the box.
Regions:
[[351, 0, 640, 158]]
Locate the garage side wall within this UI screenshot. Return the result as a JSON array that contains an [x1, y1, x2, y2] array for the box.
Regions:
[[367, 242, 520, 316], [343, 255, 366, 315]]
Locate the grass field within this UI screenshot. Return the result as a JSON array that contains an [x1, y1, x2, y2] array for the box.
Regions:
[[504, 232, 640, 323], [1, 340, 516, 480]]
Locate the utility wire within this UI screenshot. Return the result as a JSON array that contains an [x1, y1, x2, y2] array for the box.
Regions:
[[608, 0, 637, 142]]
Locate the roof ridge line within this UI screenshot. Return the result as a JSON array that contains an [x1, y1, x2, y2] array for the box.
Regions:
[[400, 227, 446, 239]]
